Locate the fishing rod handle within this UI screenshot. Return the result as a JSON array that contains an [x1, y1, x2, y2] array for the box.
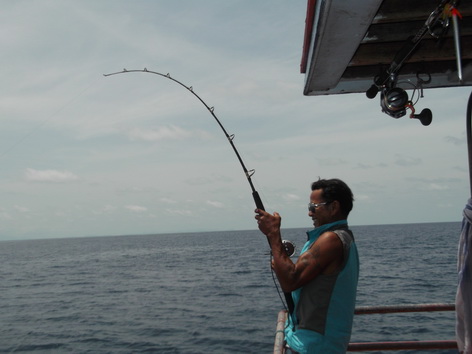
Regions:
[[253, 190, 294, 313], [252, 191, 265, 211]]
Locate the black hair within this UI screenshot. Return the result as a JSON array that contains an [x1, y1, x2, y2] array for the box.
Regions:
[[311, 178, 354, 217]]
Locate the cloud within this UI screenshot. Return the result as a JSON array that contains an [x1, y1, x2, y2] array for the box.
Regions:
[[354, 194, 371, 201], [444, 135, 466, 146], [207, 200, 224, 208], [394, 155, 422, 167], [406, 176, 461, 184], [184, 175, 233, 187], [128, 125, 211, 142], [355, 162, 388, 169], [0, 212, 12, 220], [25, 168, 79, 183], [427, 183, 450, 191], [14, 205, 29, 213], [282, 193, 300, 202], [160, 197, 178, 204], [318, 158, 347, 166], [125, 205, 148, 212], [93, 205, 117, 215], [405, 177, 461, 191], [128, 125, 190, 141], [166, 209, 193, 216]]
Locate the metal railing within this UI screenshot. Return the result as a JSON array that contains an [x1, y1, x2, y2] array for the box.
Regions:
[[349, 303, 457, 351], [274, 303, 457, 353], [274, 310, 287, 354]]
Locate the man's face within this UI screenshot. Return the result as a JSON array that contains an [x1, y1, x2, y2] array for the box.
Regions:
[[308, 189, 332, 228]]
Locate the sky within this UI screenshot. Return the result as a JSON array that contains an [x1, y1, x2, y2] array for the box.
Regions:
[[0, 1, 470, 241]]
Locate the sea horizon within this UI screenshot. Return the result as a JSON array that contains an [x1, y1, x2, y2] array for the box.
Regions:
[[0, 219, 463, 243]]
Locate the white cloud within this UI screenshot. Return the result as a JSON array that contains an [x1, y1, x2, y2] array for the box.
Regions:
[[355, 162, 388, 169], [428, 183, 450, 191], [282, 193, 300, 202], [318, 158, 348, 167], [128, 125, 191, 141], [0, 212, 12, 220], [125, 205, 148, 213], [166, 209, 193, 216], [160, 197, 177, 204], [445, 135, 466, 146], [93, 205, 117, 215], [207, 200, 224, 208], [354, 194, 371, 202], [394, 155, 422, 167], [24, 168, 79, 183], [14, 205, 29, 213], [128, 125, 211, 142]]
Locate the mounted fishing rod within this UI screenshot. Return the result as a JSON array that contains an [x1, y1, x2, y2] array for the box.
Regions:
[[366, 0, 463, 126], [103, 68, 295, 314]]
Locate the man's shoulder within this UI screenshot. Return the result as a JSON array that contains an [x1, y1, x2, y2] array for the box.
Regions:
[[314, 231, 344, 249]]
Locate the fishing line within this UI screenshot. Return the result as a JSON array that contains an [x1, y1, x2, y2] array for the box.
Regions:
[[103, 68, 295, 314]]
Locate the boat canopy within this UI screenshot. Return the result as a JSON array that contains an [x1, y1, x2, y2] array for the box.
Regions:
[[301, 0, 472, 96]]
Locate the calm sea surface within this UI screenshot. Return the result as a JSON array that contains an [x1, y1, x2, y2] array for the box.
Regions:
[[0, 222, 461, 353]]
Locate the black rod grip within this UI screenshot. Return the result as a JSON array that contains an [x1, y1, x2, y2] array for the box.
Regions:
[[285, 293, 295, 315], [252, 191, 265, 211]]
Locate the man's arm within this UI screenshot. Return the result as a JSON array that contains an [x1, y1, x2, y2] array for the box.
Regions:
[[256, 209, 343, 292], [276, 232, 344, 292]]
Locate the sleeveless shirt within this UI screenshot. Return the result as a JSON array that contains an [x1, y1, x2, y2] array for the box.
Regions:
[[284, 221, 359, 354]]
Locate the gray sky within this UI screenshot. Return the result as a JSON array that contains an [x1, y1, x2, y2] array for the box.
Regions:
[[0, 1, 470, 241]]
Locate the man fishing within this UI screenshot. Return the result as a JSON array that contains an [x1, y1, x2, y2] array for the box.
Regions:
[[255, 178, 359, 354]]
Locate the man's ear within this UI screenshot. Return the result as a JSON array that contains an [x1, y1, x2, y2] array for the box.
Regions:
[[330, 200, 341, 215]]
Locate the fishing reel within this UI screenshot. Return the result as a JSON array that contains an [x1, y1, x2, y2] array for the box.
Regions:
[[366, 72, 433, 126], [282, 240, 296, 257], [267, 240, 296, 257]]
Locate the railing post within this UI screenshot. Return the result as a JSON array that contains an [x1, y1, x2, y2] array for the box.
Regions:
[[467, 90, 472, 197]]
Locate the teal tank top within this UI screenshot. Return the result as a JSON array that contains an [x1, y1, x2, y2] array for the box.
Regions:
[[284, 220, 359, 354]]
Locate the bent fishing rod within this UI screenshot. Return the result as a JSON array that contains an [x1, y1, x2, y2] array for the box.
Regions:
[[103, 68, 295, 314], [104, 68, 264, 210]]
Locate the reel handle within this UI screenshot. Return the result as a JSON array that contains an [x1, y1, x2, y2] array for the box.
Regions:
[[411, 108, 433, 126], [366, 84, 379, 99]]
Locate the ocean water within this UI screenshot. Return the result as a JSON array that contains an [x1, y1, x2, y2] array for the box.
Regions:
[[0, 221, 461, 353]]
